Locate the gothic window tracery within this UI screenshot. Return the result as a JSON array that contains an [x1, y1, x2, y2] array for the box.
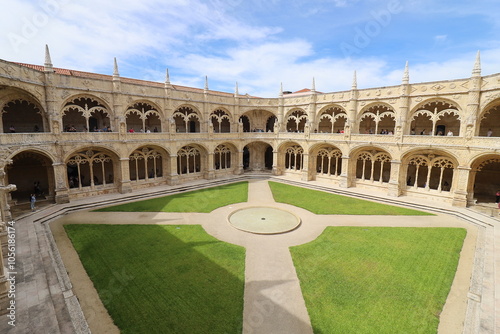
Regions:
[[286, 110, 308, 132], [316, 147, 342, 176], [406, 153, 454, 192], [317, 107, 347, 133], [177, 145, 201, 174], [2, 98, 45, 133], [410, 101, 460, 136], [129, 147, 163, 181], [66, 149, 114, 189], [210, 109, 231, 133], [173, 106, 200, 133], [214, 144, 231, 170], [358, 105, 395, 134], [355, 151, 391, 182], [284, 145, 304, 171], [126, 102, 161, 133], [62, 97, 110, 132]]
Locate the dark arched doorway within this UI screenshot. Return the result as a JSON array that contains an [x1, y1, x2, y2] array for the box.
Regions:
[[6, 151, 54, 204], [243, 142, 273, 172]]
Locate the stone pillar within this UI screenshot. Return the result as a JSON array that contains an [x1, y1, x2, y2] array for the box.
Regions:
[[301, 153, 311, 181], [465, 52, 482, 138], [206, 152, 215, 180], [0, 232, 10, 315], [338, 156, 352, 188], [52, 162, 70, 204], [169, 154, 179, 185], [236, 150, 244, 175], [118, 158, 132, 194], [272, 150, 280, 175], [387, 160, 403, 197], [451, 166, 471, 207]]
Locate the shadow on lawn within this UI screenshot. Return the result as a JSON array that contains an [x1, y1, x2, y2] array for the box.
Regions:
[[66, 223, 313, 333]]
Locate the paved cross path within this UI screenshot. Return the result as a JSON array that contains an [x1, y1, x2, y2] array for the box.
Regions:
[[5, 177, 490, 333]]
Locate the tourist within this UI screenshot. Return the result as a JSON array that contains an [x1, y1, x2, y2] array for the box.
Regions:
[[410, 128, 416, 135], [30, 193, 36, 212], [420, 129, 426, 135], [487, 129, 493, 137], [153, 127, 158, 132], [128, 128, 135, 133], [496, 189, 500, 204], [9, 125, 15, 133], [34, 124, 40, 132], [447, 130, 453, 136]]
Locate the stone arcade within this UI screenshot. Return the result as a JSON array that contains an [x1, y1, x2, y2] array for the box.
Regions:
[[0, 47, 499, 322]]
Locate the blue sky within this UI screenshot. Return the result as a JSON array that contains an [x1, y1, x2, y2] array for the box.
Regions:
[[2, 0, 500, 97]]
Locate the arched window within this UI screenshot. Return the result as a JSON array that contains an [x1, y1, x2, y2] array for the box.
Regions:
[[177, 146, 201, 174], [126, 102, 161, 133], [214, 145, 231, 170], [2, 99, 45, 133], [286, 110, 308, 132], [410, 101, 460, 136], [479, 105, 500, 137], [356, 151, 391, 182], [210, 110, 231, 133], [316, 147, 342, 176], [285, 145, 304, 171], [62, 97, 110, 132], [67, 149, 114, 189], [173, 107, 200, 133], [129, 147, 163, 181], [359, 105, 395, 134], [406, 154, 454, 192], [317, 107, 347, 133]]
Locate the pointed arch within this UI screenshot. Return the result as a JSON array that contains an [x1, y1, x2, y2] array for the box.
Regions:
[[316, 105, 347, 133], [285, 109, 308, 132], [409, 99, 461, 136], [358, 103, 395, 135], [210, 108, 232, 133], [173, 106, 201, 133], [126, 101, 162, 133], [62, 96, 111, 132]]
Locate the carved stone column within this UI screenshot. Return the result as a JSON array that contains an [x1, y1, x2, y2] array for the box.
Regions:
[[387, 159, 403, 197], [53, 162, 70, 204], [118, 158, 132, 194], [272, 150, 280, 175], [206, 152, 215, 180], [451, 166, 471, 207], [301, 153, 311, 181], [168, 154, 179, 185], [338, 155, 352, 188]]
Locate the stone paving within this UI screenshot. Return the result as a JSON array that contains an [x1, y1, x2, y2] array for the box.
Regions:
[[0, 176, 498, 333]]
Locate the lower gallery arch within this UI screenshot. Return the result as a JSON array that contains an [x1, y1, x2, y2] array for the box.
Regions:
[[402, 150, 456, 199], [279, 142, 304, 175], [214, 143, 238, 176], [176, 144, 206, 180], [129, 146, 169, 184], [468, 155, 500, 203], [311, 145, 343, 183], [6, 150, 55, 203], [243, 141, 273, 172], [353, 148, 392, 188], [66, 148, 118, 194]]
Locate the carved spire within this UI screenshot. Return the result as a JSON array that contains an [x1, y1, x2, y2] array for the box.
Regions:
[[113, 57, 119, 78], [44, 44, 53, 72], [204, 75, 209, 91], [351, 70, 357, 90], [279, 82, 283, 97], [234, 82, 239, 96], [472, 50, 481, 77], [402, 61, 409, 84], [311, 77, 316, 92], [165, 68, 170, 84]]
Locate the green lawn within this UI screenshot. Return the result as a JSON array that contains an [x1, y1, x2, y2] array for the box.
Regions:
[[95, 181, 248, 212], [268, 181, 433, 215], [290, 227, 466, 334], [65, 224, 246, 334]]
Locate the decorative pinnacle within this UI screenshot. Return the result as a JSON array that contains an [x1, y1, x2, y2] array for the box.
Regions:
[[402, 61, 409, 84], [235, 82, 239, 96], [311, 77, 316, 92], [44, 44, 53, 72], [204, 75, 209, 91], [279, 82, 283, 97], [352, 70, 357, 90], [165, 68, 170, 84], [472, 50, 481, 77], [113, 57, 119, 77]]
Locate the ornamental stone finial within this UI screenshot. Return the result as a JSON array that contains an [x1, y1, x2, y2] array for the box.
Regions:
[[311, 77, 316, 92], [235, 82, 239, 96], [44, 44, 53, 72], [472, 50, 481, 77], [279, 82, 283, 97], [402, 61, 409, 84], [165, 68, 170, 84], [351, 70, 357, 90], [204, 76, 209, 91], [113, 57, 119, 77]]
